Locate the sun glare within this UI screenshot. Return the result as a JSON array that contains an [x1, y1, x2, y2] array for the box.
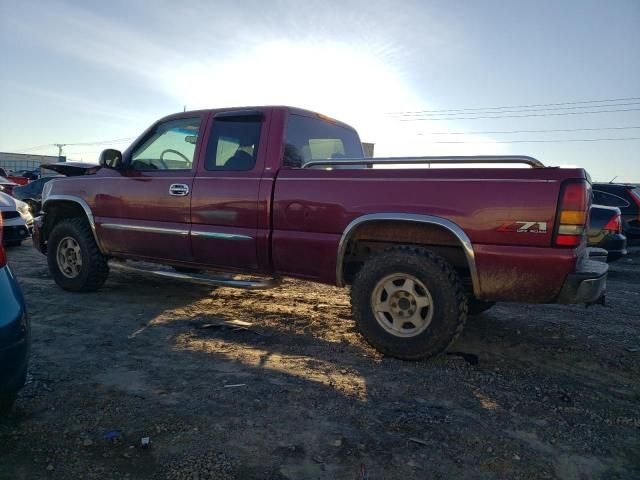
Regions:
[[162, 40, 503, 158]]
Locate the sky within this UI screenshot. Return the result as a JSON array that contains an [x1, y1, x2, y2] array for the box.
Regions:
[[0, 0, 639, 182]]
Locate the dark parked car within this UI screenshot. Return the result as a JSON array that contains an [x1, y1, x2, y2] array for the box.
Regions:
[[0, 216, 30, 414], [587, 205, 627, 262], [592, 183, 640, 241], [11, 168, 40, 181], [12, 176, 61, 213]]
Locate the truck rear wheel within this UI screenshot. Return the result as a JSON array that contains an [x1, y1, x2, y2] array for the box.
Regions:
[[47, 217, 109, 292], [351, 246, 467, 360]]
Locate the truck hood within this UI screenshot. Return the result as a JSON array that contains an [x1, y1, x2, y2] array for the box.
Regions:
[[0, 191, 28, 212], [42, 162, 101, 176]]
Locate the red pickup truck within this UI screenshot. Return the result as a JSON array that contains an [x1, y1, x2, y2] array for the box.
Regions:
[[33, 106, 607, 359]]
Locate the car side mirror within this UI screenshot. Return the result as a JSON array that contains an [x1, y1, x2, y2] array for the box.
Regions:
[[99, 149, 124, 169]]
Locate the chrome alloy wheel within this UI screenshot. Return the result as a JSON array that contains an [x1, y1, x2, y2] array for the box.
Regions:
[[56, 236, 83, 279], [370, 273, 434, 338]]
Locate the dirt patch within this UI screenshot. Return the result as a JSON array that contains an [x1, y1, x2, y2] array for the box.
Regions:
[[1, 241, 639, 479]]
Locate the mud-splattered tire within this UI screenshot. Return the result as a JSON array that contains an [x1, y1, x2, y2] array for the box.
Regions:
[[351, 246, 467, 360], [0, 392, 17, 416], [47, 217, 109, 292], [467, 298, 495, 316]]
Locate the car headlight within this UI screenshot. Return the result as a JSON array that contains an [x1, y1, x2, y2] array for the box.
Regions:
[[41, 181, 53, 203], [17, 202, 31, 216]]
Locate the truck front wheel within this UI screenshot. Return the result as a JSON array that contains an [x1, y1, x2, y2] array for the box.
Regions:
[[47, 217, 109, 292], [351, 246, 467, 360]]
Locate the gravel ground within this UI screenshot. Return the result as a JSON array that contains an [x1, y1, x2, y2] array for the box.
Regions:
[[1, 241, 639, 479]]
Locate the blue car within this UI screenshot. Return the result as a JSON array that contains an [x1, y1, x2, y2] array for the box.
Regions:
[[0, 216, 29, 414]]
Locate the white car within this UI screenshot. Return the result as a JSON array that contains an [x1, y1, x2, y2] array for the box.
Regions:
[[0, 191, 33, 247]]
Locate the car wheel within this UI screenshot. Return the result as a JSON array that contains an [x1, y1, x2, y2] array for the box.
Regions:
[[0, 392, 17, 416], [47, 217, 109, 292], [351, 246, 467, 360]]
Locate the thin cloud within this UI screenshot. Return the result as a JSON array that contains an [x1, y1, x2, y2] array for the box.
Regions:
[[5, 83, 148, 123]]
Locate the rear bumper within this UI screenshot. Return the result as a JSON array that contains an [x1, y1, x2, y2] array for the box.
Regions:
[[557, 257, 608, 304], [593, 233, 628, 262]]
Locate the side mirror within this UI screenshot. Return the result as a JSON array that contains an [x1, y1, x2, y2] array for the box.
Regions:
[[99, 149, 124, 169]]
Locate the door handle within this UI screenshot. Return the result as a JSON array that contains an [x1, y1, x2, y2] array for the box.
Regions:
[[169, 184, 190, 196]]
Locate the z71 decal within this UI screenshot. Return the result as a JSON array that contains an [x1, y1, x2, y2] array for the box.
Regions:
[[497, 221, 548, 234]]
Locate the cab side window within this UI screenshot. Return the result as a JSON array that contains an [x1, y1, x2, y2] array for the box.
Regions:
[[283, 114, 364, 168], [131, 117, 201, 171], [205, 117, 262, 171]]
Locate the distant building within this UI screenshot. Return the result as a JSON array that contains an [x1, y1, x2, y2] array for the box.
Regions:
[[362, 142, 375, 157], [0, 152, 66, 175]]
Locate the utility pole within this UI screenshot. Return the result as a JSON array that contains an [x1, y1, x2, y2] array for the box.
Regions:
[[54, 144, 67, 161]]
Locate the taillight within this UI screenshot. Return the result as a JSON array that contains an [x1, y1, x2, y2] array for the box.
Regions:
[[603, 213, 622, 234], [628, 188, 640, 220], [554, 180, 590, 247], [0, 216, 6, 267]]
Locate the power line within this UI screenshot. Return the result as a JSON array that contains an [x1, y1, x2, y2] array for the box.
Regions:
[[388, 96, 640, 115], [393, 101, 640, 118], [13, 137, 135, 154], [417, 125, 640, 135], [399, 107, 640, 121], [14, 143, 55, 153], [427, 137, 640, 144]]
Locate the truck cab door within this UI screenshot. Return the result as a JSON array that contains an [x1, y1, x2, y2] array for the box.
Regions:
[[96, 115, 205, 261], [190, 110, 271, 271]]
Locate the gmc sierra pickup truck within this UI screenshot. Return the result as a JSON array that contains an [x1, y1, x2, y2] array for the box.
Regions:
[[33, 106, 607, 360]]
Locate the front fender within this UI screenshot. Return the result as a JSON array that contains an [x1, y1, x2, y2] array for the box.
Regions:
[[39, 196, 106, 254]]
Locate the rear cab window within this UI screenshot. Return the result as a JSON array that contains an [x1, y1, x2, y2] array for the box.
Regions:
[[283, 113, 364, 168], [205, 113, 263, 171]]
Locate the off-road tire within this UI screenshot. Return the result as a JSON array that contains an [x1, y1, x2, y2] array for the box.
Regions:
[[0, 392, 17, 416], [47, 217, 109, 292], [351, 246, 467, 360], [467, 298, 496, 316]]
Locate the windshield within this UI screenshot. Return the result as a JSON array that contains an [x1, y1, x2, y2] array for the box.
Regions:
[[131, 117, 202, 170], [283, 114, 363, 167]]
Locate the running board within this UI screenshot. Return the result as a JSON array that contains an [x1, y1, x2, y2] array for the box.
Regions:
[[108, 260, 281, 290]]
